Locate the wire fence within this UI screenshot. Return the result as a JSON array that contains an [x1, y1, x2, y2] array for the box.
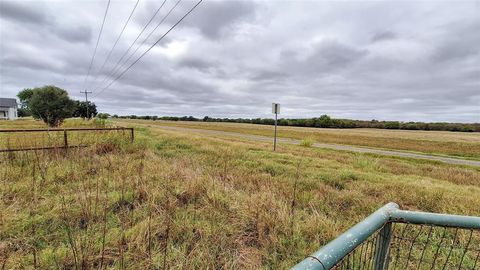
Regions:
[[0, 127, 134, 152], [388, 223, 479, 270], [329, 223, 480, 270]]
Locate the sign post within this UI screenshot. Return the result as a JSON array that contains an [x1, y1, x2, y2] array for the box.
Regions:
[[272, 103, 280, 151]]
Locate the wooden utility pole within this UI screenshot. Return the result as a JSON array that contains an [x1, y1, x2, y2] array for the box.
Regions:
[[80, 91, 93, 119]]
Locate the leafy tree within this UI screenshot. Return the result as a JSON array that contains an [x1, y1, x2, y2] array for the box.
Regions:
[[27, 86, 75, 127], [16, 88, 34, 116], [316, 114, 332, 128], [384, 121, 400, 129], [96, 113, 110, 119], [73, 100, 97, 119], [17, 108, 31, 117]]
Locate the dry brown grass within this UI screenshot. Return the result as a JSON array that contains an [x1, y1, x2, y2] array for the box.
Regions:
[[120, 119, 480, 159], [0, 119, 479, 269]]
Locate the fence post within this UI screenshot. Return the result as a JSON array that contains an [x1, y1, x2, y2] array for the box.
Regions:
[[374, 222, 393, 270], [130, 128, 134, 142], [63, 129, 68, 153]]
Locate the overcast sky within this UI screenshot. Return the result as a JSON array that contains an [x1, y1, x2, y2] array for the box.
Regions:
[[0, 0, 479, 122]]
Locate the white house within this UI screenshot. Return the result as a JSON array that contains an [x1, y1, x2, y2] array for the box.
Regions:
[[0, 98, 18, 120]]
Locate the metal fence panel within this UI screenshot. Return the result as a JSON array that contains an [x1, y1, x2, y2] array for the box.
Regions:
[[292, 203, 480, 270]]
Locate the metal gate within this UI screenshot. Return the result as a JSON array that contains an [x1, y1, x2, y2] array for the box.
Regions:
[[292, 203, 480, 270]]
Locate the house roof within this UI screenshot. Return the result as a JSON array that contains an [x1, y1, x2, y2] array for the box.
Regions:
[[0, 98, 17, 107]]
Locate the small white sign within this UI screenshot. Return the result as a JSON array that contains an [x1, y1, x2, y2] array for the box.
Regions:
[[272, 103, 280, 114]]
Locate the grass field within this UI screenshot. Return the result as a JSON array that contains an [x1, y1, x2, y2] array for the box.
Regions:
[[1, 119, 479, 269], [116, 119, 480, 160]]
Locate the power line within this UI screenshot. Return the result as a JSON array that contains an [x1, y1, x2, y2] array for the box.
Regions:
[[92, 0, 168, 92], [95, 0, 182, 92], [87, 0, 140, 90], [83, 0, 111, 91], [94, 0, 203, 98]]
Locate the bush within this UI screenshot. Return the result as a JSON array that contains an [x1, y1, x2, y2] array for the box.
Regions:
[[300, 139, 314, 147], [97, 113, 110, 119]]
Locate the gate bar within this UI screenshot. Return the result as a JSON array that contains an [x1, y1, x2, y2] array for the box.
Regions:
[[390, 210, 480, 229]]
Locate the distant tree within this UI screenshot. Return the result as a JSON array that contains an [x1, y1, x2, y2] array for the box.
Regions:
[[106, 113, 479, 133], [316, 114, 332, 128], [384, 121, 400, 129], [304, 119, 314, 127], [27, 86, 75, 127], [73, 100, 97, 119], [16, 88, 35, 116], [97, 113, 110, 119]]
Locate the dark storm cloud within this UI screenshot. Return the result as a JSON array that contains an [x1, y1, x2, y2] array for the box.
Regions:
[[0, 0, 479, 122]]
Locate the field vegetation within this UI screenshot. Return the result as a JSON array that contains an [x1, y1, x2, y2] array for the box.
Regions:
[[1, 119, 479, 269], [117, 119, 480, 160]]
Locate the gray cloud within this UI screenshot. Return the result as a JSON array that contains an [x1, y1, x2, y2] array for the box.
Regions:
[[431, 20, 480, 63], [54, 26, 92, 44], [371, 31, 396, 43], [0, 1, 49, 25], [184, 0, 257, 39], [0, 0, 479, 123]]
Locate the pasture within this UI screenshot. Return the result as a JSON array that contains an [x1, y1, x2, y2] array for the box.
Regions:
[[117, 119, 480, 160], [1, 119, 479, 269]]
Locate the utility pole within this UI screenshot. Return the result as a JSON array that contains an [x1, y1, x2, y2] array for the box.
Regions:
[[272, 103, 280, 151], [80, 91, 92, 119]]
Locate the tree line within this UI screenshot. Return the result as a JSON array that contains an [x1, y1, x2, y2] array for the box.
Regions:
[[18, 85, 97, 127], [109, 114, 479, 132]]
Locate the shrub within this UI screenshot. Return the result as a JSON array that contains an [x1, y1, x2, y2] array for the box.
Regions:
[[300, 139, 313, 147]]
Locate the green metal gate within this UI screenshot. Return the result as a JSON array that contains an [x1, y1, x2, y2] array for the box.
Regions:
[[292, 203, 480, 270]]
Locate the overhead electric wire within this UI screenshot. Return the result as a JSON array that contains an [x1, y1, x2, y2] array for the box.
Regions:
[[94, 0, 183, 92], [92, 0, 168, 92], [93, 0, 203, 98], [87, 0, 140, 90], [83, 0, 111, 91]]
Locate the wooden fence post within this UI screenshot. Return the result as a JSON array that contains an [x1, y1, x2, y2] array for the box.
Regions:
[[63, 129, 68, 152]]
